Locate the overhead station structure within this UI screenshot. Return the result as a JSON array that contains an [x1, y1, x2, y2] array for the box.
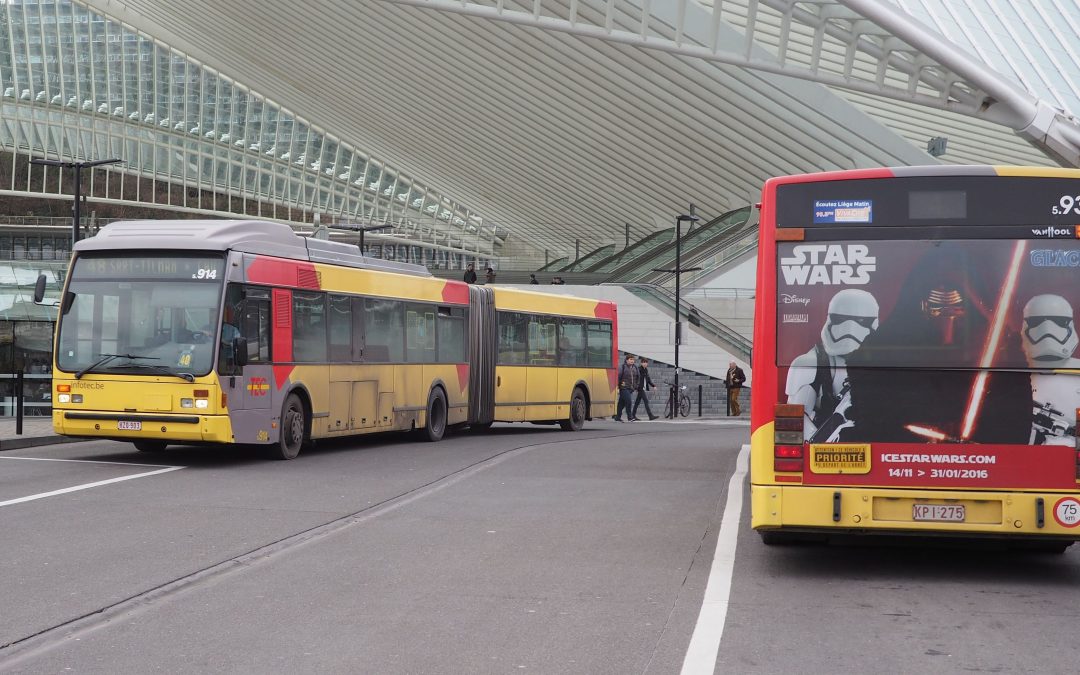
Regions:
[[2, 0, 1079, 265]]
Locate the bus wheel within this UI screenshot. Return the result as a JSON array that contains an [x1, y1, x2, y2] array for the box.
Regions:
[[133, 440, 167, 453], [560, 388, 587, 431], [423, 387, 447, 442], [273, 393, 306, 460], [470, 421, 493, 433]]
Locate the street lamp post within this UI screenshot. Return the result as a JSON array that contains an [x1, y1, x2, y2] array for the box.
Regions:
[[653, 205, 702, 418], [29, 157, 122, 247]]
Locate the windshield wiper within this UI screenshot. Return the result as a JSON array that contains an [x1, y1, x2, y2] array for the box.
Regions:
[[107, 362, 195, 383], [75, 353, 158, 379]]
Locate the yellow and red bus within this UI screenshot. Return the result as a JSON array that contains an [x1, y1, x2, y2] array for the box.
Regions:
[[43, 220, 617, 459], [751, 166, 1080, 549]]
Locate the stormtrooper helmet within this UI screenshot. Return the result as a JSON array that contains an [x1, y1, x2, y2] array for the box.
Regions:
[[1022, 294, 1078, 363], [821, 289, 880, 356]]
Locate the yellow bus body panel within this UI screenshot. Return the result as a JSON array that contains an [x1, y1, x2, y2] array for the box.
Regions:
[[51, 373, 233, 443], [751, 424, 1080, 538]]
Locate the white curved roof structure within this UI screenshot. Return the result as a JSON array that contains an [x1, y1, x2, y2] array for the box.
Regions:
[[44, 1, 1080, 260]]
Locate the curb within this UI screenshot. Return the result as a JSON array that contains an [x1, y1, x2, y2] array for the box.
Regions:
[[0, 435, 84, 452]]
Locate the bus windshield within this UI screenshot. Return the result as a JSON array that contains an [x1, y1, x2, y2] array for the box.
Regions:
[[56, 254, 226, 378]]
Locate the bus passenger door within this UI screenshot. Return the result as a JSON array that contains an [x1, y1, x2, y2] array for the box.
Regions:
[[220, 285, 272, 443], [237, 288, 273, 412]]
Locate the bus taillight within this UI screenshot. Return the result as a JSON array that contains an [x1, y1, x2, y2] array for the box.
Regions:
[[774, 446, 804, 473], [774, 404, 805, 472]]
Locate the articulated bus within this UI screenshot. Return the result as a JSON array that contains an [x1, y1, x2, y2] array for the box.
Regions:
[[43, 220, 617, 459], [751, 166, 1080, 550]]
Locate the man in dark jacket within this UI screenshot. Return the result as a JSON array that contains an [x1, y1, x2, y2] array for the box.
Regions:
[[613, 354, 640, 422], [632, 357, 658, 420], [463, 263, 477, 284], [725, 361, 747, 416]]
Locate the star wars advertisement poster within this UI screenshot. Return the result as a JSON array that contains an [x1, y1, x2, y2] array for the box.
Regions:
[[776, 238, 1080, 488]]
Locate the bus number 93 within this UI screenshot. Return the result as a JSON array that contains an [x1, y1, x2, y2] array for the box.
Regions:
[[1051, 195, 1080, 215]]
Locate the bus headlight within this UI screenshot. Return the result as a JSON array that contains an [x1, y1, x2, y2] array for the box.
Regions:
[[58, 394, 71, 403], [71, 394, 83, 404], [195, 399, 209, 409], [180, 398, 194, 408]]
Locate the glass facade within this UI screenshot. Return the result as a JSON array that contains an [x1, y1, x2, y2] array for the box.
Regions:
[[0, 0, 496, 257]]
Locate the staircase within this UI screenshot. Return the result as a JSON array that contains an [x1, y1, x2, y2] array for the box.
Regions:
[[623, 354, 749, 418]]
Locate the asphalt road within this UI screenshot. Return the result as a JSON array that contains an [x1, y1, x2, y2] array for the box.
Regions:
[[1, 420, 1079, 674]]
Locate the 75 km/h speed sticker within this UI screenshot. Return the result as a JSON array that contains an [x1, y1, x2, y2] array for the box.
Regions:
[[1052, 497, 1080, 528]]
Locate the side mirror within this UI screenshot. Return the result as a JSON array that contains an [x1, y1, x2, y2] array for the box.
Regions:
[[32, 274, 46, 303], [232, 336, 248, 367]]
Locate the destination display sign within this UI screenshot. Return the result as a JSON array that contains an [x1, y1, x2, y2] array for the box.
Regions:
[[74, 255, 225, 280], [777, 176, 1080, 229]]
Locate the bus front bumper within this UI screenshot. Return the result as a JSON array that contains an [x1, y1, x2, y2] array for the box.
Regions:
[[54, 410, 233, 444], [752, 484, 1080, 539]]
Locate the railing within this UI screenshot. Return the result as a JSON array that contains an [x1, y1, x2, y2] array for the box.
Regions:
[[0, 373, 52, 420], [684, 287, 756, 300], [614, 283, 753, 361]]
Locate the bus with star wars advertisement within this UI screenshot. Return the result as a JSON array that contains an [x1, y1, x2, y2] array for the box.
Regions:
[[43, 220, 618, 459], [751, 166, 1080, 549]]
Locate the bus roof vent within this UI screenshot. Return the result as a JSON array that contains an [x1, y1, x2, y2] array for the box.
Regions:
[[304, 237, 431, 278]]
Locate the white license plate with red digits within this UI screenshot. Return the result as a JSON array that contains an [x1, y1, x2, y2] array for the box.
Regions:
[[912, 504, 965, 522]]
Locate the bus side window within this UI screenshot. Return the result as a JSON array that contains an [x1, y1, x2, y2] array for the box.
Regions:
[[528, 316, 557, 365], [328, 294, 352, 362], [587, 321, 612, 368], [558, 318, 587, 367], [497, 311, 528, 365], [364, 298, 404, 362], [292, 292, 328, 363]]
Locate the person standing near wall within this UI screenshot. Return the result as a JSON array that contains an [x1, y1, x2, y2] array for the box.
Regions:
[[725, 361, 746, 416], [463, 263, 477, 284]]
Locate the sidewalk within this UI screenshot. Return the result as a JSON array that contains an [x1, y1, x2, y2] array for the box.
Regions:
[[0, 416, 75, 452]]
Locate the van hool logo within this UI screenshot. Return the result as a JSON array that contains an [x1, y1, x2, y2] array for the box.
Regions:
[[1031, 226, 1075, 239], [1030, 249, 1080, 267], [780, 244, 876, 286], [780, 293, 810, 306]]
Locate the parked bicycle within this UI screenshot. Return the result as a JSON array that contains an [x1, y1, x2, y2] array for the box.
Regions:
[[664, 381, 691, 418]]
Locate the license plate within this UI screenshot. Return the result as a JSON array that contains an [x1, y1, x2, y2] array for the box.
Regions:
[[913, 504, 965, 522], [117, 421, 142, 431]]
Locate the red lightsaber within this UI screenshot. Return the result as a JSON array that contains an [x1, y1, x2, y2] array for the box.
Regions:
[[959, 240, 1027, 440]]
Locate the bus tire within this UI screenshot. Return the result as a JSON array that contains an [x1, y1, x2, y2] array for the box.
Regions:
[[470, 421, 493, 433], [560, 387, 587, 431], [133, 440, 167, 453], [273, 393, 307, 460], [423, 387, 447, 442]]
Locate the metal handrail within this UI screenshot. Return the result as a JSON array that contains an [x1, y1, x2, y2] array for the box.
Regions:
[[613, 283, 753, 361]]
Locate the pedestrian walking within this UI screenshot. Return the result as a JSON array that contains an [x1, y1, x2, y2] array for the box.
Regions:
[[632, 357, 658, 420], [613, 354, 640, 421], [485, 266, 497, 284], [463, 262, 477, 284], [725, 360, 747, 416]]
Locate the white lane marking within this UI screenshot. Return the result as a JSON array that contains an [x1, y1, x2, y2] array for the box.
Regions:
[[680, 443, 750, 675], [0, 456, 178, 468], [0, 466, 184, 508]]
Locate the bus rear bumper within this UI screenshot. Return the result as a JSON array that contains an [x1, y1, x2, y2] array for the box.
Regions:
[[54, 410, 233, 444], [751, 484, 1080, 539]]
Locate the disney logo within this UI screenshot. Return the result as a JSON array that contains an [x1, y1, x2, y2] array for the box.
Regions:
[[781, 293, 810, 306]]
